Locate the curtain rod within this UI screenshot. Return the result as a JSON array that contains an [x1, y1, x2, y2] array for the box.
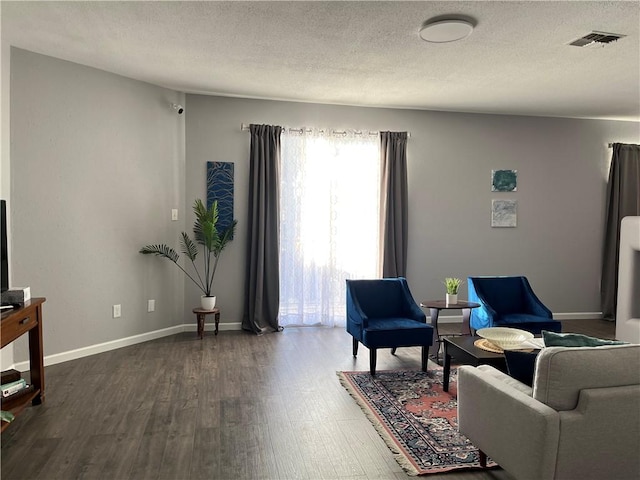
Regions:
[[240, 123, 411, 138]]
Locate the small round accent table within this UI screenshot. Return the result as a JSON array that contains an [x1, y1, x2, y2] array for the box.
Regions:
[[192, 307, 220, 339], [419, 300, 481, 363]]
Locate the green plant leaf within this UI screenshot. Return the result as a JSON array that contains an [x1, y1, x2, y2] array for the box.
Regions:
[[140, 198, 236, 299], [180, 233, 199, 261], [139, 245, 179, 263], [214, 220, 238, 256], [443, 277, 463, 294], [193, 199, 219, 246], [193, 198, 209, 220]]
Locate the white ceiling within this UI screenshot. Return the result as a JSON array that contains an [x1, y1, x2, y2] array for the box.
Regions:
[[2, 1, 639, 121]]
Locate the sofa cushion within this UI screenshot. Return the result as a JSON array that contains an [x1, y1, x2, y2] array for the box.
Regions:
[[533, 344, 640, 411], [475, 277, 525, 314], [499, 315, 562, 333], [504, 350, 539, 387], [476, 364, 534, 396], [497, 315, 562, 334], [363, 318, 432, 348], [542, 331, 627, 347], [500, 314, 552, 325], [349, 280, 405, 319]]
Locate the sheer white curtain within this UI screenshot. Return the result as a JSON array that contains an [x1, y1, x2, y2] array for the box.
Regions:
[[279, 129, 381, 327]]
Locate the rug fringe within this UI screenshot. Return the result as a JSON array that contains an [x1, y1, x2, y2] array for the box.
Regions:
[[337, 371, 420, 476]]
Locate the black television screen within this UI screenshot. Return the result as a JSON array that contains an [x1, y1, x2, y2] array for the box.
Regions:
[[1, 199, 8, 292]]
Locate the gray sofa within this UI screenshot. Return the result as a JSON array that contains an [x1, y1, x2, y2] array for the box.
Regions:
[[457, 343, 640, 480]]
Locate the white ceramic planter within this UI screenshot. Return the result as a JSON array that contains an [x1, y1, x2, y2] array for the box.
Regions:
[[446, 293, 458, 305], [201, 295, 217, 310]]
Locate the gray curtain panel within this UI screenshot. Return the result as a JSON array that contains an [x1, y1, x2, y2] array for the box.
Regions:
[[242, 124, 283, 333], [601, 143, 640, 320], [380, 131, 409, 278]]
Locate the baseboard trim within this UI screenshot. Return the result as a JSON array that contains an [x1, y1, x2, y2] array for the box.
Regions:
[[12, 313, 601, 371], [13, 322, 244, 371], [553, 312, 603, 320], [434, 312, 603, 324], [183, 322, 243, 332]]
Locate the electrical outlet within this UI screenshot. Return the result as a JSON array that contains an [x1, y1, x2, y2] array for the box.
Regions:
[[171, 209, 178, 221], [148, 299, 155, 312], [113, 304, 121, 318]]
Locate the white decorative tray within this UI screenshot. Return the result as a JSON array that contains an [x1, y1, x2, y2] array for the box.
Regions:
[[476, 327, 534, 350]]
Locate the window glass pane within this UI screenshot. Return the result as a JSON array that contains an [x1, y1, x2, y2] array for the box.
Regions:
[[280, 131, 380, 327]]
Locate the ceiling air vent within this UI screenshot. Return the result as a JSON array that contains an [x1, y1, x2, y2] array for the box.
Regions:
[[569, 31, 626, 47]]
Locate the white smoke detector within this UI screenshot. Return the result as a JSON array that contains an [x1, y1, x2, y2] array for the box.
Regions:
[[419, 19, 474, 43]]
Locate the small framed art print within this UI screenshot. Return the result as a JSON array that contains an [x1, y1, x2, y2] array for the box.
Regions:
[[491, 199, 517, 227]]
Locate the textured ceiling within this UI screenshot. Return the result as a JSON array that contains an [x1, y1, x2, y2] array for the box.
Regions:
[[2, 1, 639, 121]]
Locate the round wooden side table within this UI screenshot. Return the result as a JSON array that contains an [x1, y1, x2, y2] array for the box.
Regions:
[[192, 307, 220, 339], [419, 300, 481, 363]]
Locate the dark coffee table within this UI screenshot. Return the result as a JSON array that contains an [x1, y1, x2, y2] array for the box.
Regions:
[[442, 336, 507, 392]]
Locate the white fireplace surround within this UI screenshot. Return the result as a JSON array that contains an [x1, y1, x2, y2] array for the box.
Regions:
[[616, 216, 640, 343]]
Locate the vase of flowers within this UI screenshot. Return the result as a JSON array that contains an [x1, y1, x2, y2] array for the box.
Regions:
[[444, 277, 463, 305], [140, 199, 237, 310]]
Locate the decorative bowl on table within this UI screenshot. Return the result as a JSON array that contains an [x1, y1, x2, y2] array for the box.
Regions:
[[476, 327, 534, 350]]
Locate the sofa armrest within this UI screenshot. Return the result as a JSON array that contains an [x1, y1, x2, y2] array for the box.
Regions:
[[346, 282, 369, 328], [555, 385, 640, 480], [521, 279, 552, 317], [467, 277, 499, 329], [398, 277, 427, 322], [402, 295, 426, 322], [458, 365, 560, 480]]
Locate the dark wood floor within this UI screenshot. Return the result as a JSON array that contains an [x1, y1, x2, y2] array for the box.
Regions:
[[1, 319, 614, 480]]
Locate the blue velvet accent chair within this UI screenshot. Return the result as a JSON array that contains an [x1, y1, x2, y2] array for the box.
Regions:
[[467, 276, 562, 334], [346, 277, 433, 376]]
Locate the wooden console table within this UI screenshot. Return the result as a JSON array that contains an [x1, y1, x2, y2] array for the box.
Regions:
[[1, 297, 46, 432]]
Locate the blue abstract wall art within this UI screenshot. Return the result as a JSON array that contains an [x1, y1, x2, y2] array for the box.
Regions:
[[492, 169, 518, 192], [207, 161, 234, 235]]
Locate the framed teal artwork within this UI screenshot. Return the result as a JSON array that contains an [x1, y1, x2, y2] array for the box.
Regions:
[[492, 169, 517, 192]]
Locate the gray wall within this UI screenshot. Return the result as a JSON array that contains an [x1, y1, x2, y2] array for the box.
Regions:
[[9, 48, 186, 359], [5, 47, 640, 362], [185, 95, 640, 323], [1, 40, 14, 368]]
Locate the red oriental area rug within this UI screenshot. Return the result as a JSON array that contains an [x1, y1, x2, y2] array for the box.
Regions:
[[337, 368, 497, 476]]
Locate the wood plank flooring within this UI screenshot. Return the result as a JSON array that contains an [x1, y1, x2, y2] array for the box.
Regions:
[[1, 319, 614, 480]]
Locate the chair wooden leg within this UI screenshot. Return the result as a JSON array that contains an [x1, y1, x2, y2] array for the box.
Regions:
[[352, 337, 359, 356], [369, 348, 377, 376], [391, 347, 397, 355], [421, 346, 428, 371], [479, 449, 487, 468]]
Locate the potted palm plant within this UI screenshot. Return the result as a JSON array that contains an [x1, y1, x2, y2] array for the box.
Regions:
[[443, 277, 463, 305], [140, 199, 237, 310]]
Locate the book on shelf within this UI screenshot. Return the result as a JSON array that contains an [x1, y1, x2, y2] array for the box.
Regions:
[[1, 385, 34, 406], [1, 369, 21, 385], [2, 379, 27, 398]]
